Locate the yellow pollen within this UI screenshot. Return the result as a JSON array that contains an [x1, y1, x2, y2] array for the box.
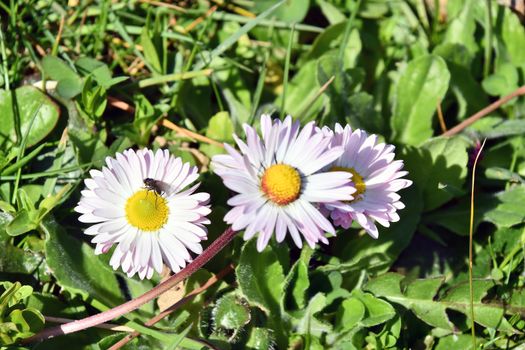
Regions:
[[331, 166, 366, 201], [261, 164, 301, 205], [125, 189, 169, 231]]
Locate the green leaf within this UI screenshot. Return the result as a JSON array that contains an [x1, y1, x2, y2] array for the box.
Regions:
[[316, 55, 369, 128], [336, 297, 365, 332], [430, 185, 525, 234], [0, 244, 41, 274], [501, 6, 525, 66], [236, 239, 287, 348], [42, 56, 83, 99], [443, 0, 477, 55], [317, 0, 346, 24], [352, 290, 395, 327], [482, 62, 519, 97], [472, 119, 525, 139], [0, 86, 60, 148], [433, 43, 488, 120], [6, 209, 37, 237], [254, 0, 310, 23], [26, 293, 87, 318], [236, 239, 285, 315], [200, 112, 234, 157], [42, 218, 123, 308], [307, 23, 361, 66], [365, 273, 516, 332], [140, 27, 162, 74], [282, 246, 313, 312], [403, 136, 469, 211], [165, 324, 192, 350], [276, 60, 323, 122], [435, 334, 478, 350], [391, 55, 450, 145], [484, 185, 525, 228], [293, 293, 331, 337], [8, 308, 44, 334]]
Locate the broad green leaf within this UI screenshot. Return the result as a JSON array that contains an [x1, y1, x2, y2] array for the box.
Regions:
[[282, 246, 312, 312], [6, 209, 37, 237], [482, 62, 519, 97], [8, 308, 44, 333], [236, 239, 287, 347], [316, 55, 369, 127], [391, 55, 450, 145], [236, 239, 284, 315], [365, 273, 516, 332], [317, 0, 346, 24], [140, 27, 162, 74], [276, 60, 323, 122], [307, 23, 361, 67], [444, 0, 477, 55], [433, 43, 488, 120], [254, 0, 309, 23], [26, 293, 87, 318], [42, 218, 123, 308], [0, 244, 41, 274], [178, 76, 213, 129], [293, 293, 331, 336], [501, 6, 525, 65], [442, 280, 515, 331], [211, 58, 252, 127], [200, 112, 234, 157], [0, 86, 60, 148], [403, 136, 469, 211], [435, 334, 478, 350], [352, 291, 395, 327], [42, 56, 83, 98], [42, 56, 78, 82], [485, 186, 525, 228], [336, 297, 365, 332]]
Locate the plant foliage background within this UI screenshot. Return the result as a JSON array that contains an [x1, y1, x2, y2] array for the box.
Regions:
[[1, 0, 525, 349]]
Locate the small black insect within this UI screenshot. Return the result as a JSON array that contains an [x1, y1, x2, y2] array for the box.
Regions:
[[143, 178, 172, 207], [143, 178, 164, 196]]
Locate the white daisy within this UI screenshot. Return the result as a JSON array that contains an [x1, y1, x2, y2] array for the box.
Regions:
[[321, 124, 412, 238], [75, 148, 211, 279], [211, 114, 355, 251]]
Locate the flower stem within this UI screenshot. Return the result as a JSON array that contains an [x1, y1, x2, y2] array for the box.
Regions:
[[469, 139, 486, 348], [443, 85, 525, 137], [23, 227, 237, 344], [108, 263, 234, 350]]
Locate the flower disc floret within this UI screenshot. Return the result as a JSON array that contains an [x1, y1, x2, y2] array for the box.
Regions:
[[331, 166, 366, 200], [125, 190, 169, 231], [261, 164, 301, 205]]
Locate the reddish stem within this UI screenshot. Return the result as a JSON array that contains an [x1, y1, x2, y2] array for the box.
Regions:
[[443, 85, 525, 136], [108, 264, 234, 350], [23, 227, 237, 344]]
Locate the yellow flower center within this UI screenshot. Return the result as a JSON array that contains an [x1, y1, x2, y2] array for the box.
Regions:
[[125, 189, 169, 231], [332, 166, 366, 200], [261, 164, 302, 205]]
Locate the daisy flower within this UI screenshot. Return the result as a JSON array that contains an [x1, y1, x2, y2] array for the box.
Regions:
[[321, 124, 412, 238], [75, 148, 211, 280], [211, 114, 355, 252]]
